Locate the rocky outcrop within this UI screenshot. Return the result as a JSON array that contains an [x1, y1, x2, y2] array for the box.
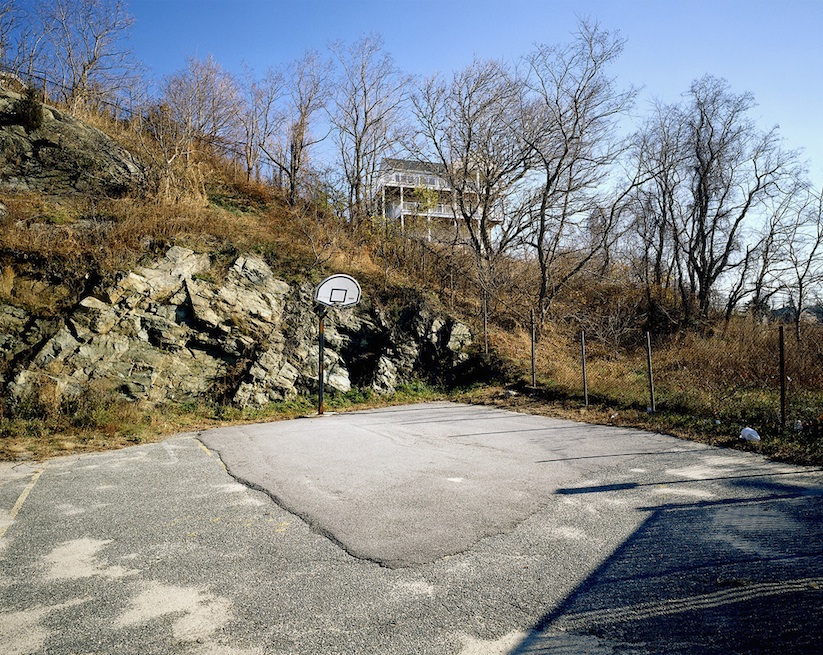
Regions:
[[2, 247, 473, 408], [0, 83, 145, 196]]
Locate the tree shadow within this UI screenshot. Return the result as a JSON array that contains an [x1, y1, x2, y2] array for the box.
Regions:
[[511, 477, 823, 654]]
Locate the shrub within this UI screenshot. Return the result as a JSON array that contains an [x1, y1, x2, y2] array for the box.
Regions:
[[11, 86, 44, 132]]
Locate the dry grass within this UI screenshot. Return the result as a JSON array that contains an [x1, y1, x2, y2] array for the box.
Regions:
[[483, 316, 823, 466], [0, 189, 330, 312], [0, 381, 446, 462], [1, 107, 821, 466], [0, 265, 14, 298]]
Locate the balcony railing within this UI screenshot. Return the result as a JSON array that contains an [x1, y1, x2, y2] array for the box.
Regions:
[[376, 171, 451, 191], [386, 201, 457, 220]]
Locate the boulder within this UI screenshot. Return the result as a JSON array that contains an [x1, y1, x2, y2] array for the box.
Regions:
[[0, 83, 145, 197], [2, 247, 474, 408]]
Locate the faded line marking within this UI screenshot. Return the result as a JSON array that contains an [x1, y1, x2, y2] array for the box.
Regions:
[[162, 440, 180, 463], [0, 468, 44, 539], [195, 438, 228, 469], [197, 439, 215, 457]]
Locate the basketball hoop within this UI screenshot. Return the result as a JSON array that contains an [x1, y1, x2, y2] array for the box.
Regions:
[[313, 274, 362, 415], [314, 274, 361, 308]]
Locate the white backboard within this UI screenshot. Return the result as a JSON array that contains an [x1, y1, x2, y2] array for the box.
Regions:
[[314, 274, 362, 308]]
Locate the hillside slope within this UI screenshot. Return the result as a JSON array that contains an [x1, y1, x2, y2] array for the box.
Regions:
[[0, 83, 478, 421]]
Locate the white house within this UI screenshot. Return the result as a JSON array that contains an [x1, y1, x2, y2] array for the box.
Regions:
[[374, 159, 457, 238]]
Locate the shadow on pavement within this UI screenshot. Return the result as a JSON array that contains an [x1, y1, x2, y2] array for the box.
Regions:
[[511, 476, 823, 654]]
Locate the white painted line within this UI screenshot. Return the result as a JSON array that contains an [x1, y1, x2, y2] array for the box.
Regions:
[[0, 468, 44, 539]]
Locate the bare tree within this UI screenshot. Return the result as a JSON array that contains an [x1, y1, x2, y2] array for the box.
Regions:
[[137, 55, 242, 202], [329, 34, 409, 224], [0, 0, 15, 66], [679, 76, 801, 321], [239, 64, 284, 183], [630, 76, 801, 325], [411, 57, 534, 341], [135, 101, 191, 202], [626, 101, 692, 329], [161, 55, 243, 156], [262, 50, 331, 205], [521, 21, 637, 322], [36, 0, 137, 112], [722, 191, 797, 322], [781, 186, 823, 340], [1, 1, 51, 85]]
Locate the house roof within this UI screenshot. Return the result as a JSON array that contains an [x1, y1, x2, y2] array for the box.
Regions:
[[382, 158, 446, 174]]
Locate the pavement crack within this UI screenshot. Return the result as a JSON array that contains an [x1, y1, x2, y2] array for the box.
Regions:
[[197, 438, 397, 569]]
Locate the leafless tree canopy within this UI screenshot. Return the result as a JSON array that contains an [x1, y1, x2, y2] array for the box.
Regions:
[[411, 57, 531, 297], [2, 0, 139, 112], [238, 64, 284, 184], [262, 50, 332, 205], [1, 7, 820, 326], [0, 1, 15, 65], [329, 33, 409, 225], [627, 75, 805, 327], [160, 55, 242, 152], [521, 21, 637, 319]]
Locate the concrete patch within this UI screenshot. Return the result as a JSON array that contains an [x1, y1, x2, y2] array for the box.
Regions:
[[200, 402, 682, 568]]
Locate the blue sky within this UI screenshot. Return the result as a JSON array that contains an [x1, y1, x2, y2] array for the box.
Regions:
[[127, 0, 823, 184]]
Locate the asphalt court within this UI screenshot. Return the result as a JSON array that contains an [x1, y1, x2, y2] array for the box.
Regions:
[[199, 402, 707, 568], [1, 401, 822, 655]]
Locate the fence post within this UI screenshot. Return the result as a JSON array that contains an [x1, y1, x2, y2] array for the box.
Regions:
[[581, 330, 589, 406], [645, 331, 656, 413], [482, 290, 489, 362], [530, 309, 537, 387], [779, 325, 787, 431]]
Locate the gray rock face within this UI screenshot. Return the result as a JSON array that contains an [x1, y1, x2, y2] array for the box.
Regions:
[[2, 247, 473, 408], [0, 84, 145, 196]]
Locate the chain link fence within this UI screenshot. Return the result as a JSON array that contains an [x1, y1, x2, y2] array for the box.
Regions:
[[524, 319, 823, 443]]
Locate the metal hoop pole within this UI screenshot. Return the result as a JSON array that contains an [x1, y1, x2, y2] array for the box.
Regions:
[[318, 307, 327, 415]]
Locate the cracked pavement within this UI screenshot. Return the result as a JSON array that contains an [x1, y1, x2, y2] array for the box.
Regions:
[[1, 402, 822, 654]]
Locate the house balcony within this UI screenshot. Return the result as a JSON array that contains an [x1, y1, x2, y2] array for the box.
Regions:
[[387, 201, 457, 221]]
